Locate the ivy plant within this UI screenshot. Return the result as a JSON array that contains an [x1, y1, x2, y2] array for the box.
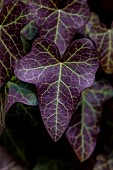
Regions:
[[1, 0, 113, 169]]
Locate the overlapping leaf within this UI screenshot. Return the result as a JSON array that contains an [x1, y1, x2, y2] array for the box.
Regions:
[[93, 154, 113, 170], [29, 0, 90, 56], [20, 20, 38, 41], [79, 12, 100, 37], [14, 38, 99, 141], [0, 0, 33, 87], [0, 76, 38, 135], [20, 20, 39, 53], [66, 81, 113, 162], [89, 20, 113, 74]]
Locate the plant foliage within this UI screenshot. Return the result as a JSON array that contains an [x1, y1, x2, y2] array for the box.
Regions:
[[1, 0, 113, 169]]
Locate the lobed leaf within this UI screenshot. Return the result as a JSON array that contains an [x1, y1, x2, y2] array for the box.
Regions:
[[66, 80, 113, 162], [89, 21, 113, 74], [0, 76, 38, 135], [0, 0, 33, 87], [29, 0, 90, 56], [14, 38, 99, 141]]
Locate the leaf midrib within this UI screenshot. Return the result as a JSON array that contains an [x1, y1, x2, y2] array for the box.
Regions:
[[55, 63, 62, 141]]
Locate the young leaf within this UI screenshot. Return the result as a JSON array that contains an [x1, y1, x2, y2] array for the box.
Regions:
[[20, 20, 39, 53], [0, 0, 33, 87], [93, 154, 113, 170], [29, 0, 90, 56], [66, 81, 113, 162], [0, 76, 38, 135], [20, 20, 38, 41], [14, 38, 99, 141], [89, 21, 113, 74]]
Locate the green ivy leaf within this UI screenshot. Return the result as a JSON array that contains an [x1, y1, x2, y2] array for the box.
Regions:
[[0, 76, 38, 135]]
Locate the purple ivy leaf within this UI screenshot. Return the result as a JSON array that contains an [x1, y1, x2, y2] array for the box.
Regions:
[[66, 80, 113, 162], [0, 76, 38, 135], [79, 12, 100, 37], [93, 154, 113, 170], [0, 0, 33, 87], [0, 0, 29, 9], [89, 21, 113, 74], [29, 0, 90, 56], [14, 38, 99, 141]]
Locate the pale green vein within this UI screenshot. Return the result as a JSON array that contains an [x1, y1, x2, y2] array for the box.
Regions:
[[23, 63, 59, 71], [2, 27, 19, 56], [63, 64, 84, 78], [0, 60, 10, 76], [0, 36, 17, 62], [50, 0, 57, 9], [81, 91, 86, 160], [37, 42, 59, 63], [54, 10, 60, 44], [61, 80, 73, 102], [107, 30, 112, 70], [55, 64, 62, 141], [1, 1, 17, 25], [65, 44, 87, 62]]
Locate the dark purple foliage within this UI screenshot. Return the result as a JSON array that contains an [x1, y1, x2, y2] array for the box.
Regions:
[[1, 0, 113, 167], [14, 38, 99, 141], [0, 0, 33, 87], [66, 80, 113, 161], [29, 0, 90, 56]]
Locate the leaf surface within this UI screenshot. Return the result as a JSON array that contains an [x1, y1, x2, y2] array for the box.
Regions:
[[29, 0, 90, 56], [20, 20, 39, 53], [79, 12, 100, 37], [20, 20, 38, 41], [0, 0, 33, 87], [0, 76, 38, 135], [14, 38, 99, 141], [66, 81, 113, 161], [89, 21, 113, 74]]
